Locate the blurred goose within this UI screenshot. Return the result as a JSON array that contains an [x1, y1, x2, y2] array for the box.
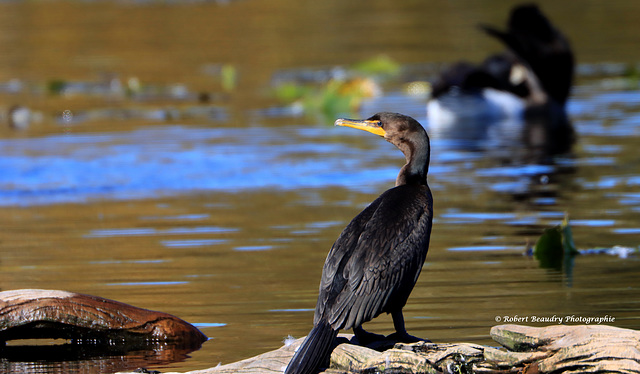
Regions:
[[427, 4, 575, 155]]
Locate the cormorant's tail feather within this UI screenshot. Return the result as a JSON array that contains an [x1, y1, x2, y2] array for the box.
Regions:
[[285, 320, 338, 374]]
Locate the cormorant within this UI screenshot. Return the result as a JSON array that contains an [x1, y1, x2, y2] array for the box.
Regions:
[[285, 112, 433, 374], [427, 4, 575, 156]]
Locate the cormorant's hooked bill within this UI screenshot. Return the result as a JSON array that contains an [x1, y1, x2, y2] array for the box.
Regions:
[[334, 118, 386, 137]]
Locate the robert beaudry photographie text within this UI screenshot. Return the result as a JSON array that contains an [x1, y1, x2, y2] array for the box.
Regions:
[[495, 315, 615, 324]]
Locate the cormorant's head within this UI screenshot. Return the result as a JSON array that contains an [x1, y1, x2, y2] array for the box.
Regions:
[[335, 112, 430, 185], [335, 112, 427, 147]]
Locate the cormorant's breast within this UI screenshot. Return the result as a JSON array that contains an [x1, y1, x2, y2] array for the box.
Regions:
[[315, 183, 433, 330]]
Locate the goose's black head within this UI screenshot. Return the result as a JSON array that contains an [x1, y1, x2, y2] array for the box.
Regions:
[[480, 3, 574, 105]]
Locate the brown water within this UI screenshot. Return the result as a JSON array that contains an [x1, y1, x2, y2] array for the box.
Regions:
[[1, 1, 640, 373]]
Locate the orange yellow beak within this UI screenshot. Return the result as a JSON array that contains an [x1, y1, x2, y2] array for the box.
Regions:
[[334, 118, 386, 137]]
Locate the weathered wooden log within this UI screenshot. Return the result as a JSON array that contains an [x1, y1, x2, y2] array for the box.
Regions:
[[116, 324, 640, 374], [491, 324, 640, 373], [0, 289, 206, 348]]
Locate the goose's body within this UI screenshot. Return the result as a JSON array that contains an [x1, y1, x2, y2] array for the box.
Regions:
[[427, 4, 575, 154]]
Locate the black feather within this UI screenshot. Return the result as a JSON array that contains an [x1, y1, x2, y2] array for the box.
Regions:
[[286, 113, 433, 373], [284, 320, 338, 374]]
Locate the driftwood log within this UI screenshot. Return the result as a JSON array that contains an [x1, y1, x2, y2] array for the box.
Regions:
[[117, 323, 640, 374], [0, 289, 206, 347], [1, 290, 635, 373]]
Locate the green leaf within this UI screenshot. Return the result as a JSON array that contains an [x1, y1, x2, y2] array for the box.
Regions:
[[533, 213, 578, 273], [47, 79, 67, 95], [534, 226, 564, 270], [221, 64, 237, 92], [352, 55, 400, 76]]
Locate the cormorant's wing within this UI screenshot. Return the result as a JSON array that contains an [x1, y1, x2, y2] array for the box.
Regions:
[[315, 184, 433, 330]]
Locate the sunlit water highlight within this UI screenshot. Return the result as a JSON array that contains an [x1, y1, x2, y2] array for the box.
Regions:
[[0, 126, 405, 206]]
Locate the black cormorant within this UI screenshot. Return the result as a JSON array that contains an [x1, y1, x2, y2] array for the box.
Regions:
[[285, 112, 433, 374]]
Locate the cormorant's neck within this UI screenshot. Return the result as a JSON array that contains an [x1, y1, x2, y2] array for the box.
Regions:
[[394, 135, 430, 187]]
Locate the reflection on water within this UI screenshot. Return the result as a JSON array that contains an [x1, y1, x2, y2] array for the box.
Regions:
[[0, 0, 639, 373], [0, 342, 199, 374], [0, 126, 400, 206]]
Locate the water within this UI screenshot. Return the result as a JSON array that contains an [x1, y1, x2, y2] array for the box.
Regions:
[[0, 1, 639, 373]]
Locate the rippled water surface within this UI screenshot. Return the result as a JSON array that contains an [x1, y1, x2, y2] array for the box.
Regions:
[[0, 1, 639, 373]]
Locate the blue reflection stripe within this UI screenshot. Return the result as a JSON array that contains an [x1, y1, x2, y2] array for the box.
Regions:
[[106, 281, 189, 286]]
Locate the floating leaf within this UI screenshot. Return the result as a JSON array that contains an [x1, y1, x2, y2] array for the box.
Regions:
[[221, 64, 237, 92], [533, 213, 578, 284], [352, 54, 401, 77], [272, 77, 380, 121], [126, 76, 142, 97], [47, 79, 67, 95], [269, 57, 391, 121], [273, 82, 311, 104], [534, 226, 564, 270]]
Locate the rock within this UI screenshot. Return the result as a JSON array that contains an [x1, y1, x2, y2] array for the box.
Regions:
[[0, 289, 206, 347], [116, 324, 640, 374]]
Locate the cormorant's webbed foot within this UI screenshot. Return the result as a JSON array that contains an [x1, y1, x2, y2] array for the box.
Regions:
[[353, 326, 385, 345], [386, 331, 431, 343], [389, 310, 431, 343]]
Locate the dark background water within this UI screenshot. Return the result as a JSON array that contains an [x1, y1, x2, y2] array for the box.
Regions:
[[0, 0, 639, 373]]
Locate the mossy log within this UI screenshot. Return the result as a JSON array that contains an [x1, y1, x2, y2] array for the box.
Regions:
[[0, 289, 206, 348], [118, 323, 640, 374]]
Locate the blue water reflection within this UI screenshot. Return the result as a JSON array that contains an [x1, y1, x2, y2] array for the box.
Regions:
[[85, 226, 237, 237], [161, 239, 229, 248], [1, 73, 639, 212], [0, 126, 403, 206]]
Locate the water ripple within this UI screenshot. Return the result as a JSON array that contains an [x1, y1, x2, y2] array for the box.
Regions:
[[0, 126, 400, 206]]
